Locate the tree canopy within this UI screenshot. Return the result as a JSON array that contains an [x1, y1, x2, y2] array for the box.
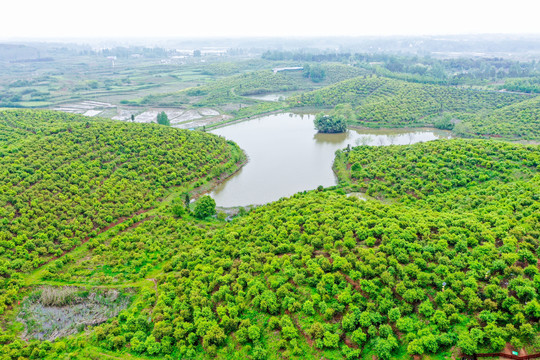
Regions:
[[157, 111, 170, 126]]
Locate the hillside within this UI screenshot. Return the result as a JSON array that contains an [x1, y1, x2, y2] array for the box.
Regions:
[[0, 111, 539, 360], [36, 163, 540, 359], [0, 109, 244, 310], [466, 96, 540, 140], [126, 65, 366, 109], [288, 76, 538, 139], [334, 139, 540, 200]]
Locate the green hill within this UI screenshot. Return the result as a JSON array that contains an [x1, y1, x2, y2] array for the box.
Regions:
[[466, 96, 540, 140], [0, 109, 243, 281], [289, 76, 538, 139], [335, 139, 540, 200], [1, 111, 539, 360]]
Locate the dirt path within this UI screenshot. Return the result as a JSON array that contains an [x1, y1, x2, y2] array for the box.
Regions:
[[146, 278, 159, 309], [285, 310, 313, 346], [35, 208, 152, 271]]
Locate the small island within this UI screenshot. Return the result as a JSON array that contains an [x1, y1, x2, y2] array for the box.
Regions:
[[314, 104, 354, 133]]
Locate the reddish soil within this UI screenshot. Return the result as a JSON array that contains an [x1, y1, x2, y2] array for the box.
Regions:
[[285, 310, 314, 346], [117, 215, 155, 236], [343, 336, 359, 349]]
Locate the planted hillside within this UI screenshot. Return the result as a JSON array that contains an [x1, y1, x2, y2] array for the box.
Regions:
[[11, 139, 537, 360], [1, 112, 539, 359], [184, 66, 366, 106], [335, 139, 540, 200], [290, 76, 532, 131], [0, 109, 244, 275], [465, 96, 540, 140], [36, 185, 540, 359]]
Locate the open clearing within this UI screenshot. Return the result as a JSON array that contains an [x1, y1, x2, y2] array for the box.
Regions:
[[51, 100, 228, 129], [17, 286, 131, 341]]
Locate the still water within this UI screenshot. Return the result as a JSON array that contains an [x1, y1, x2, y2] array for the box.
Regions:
[[210, 113, 451, 207], [245, 92, 292, 102]]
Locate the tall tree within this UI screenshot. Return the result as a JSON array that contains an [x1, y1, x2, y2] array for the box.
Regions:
[[157, 111, 170, 126]]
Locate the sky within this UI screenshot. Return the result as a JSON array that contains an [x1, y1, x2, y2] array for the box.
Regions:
[[2, 0, 540, 39]]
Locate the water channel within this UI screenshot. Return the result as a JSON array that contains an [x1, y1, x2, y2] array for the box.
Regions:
[[209, 112, 452, 207]]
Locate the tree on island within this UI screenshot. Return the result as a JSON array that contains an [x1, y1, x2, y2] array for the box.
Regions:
[[157, 111, 170, 126], [314, 104, 355, 133], [314, 113, 347, 133]]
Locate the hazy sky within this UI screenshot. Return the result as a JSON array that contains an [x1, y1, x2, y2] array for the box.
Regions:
[[2, 0, 539, 39]]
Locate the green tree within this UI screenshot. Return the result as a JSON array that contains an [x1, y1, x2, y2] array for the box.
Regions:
[[308, 64, 326, 83], [193, 195, 216, 219], [171, 201, 185, 217], [323, 331, 340, 348], [248, 325, 261, 341], [157, 111, 170, 126], [314, 113, 347, 133], [457, 333, 477, 355], [388, 308, 401, 322]]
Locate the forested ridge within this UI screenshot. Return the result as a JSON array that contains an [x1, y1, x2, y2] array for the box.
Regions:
[[289, 76, 539, 140], [0, 109, 538, 360], [0, 109, 244, 322]]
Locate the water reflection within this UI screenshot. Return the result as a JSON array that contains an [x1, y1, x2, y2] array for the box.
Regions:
[[210, 113, 451, 207], [313, 132, 349, 144], [245, 92, 293, 102], [314, 128, 451, 146]]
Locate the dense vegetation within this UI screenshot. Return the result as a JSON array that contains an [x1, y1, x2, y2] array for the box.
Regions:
[[314, 113, 347, 133], [335, 139, 539, 200], [0, 109, 244, 313], [1, 109, 539, 360], [499, 77, 540, 94], [314, 105, 354, 133], [1, 41, 540, 359], [26, 139, 540, 358], [289, 76, 539, 139], [291, 76, 528, 116], [465, 96, 540, 139]]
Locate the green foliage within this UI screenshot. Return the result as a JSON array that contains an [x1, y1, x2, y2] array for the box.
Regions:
[[433, 113, 455, 130], [500, 76, 540, 94], [2, 109, 540, 359], [157, 111, 170, 126], [0, 108, 242, 310], [182, 70, 305, 106], [314, 112, 347, 133], [303, 64, 326, 83], [465, 96, 540, 139], [171, 203, 186, 217], [337, 138, 539, 202], [193, 195, 216, 219], [290, 75, 538, 139]]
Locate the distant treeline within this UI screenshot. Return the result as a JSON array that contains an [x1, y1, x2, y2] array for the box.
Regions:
[[9, 57, 54, 63], [262, 51, 540, 83]]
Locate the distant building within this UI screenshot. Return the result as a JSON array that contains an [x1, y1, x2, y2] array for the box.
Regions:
[[272, 67, 303, 74]]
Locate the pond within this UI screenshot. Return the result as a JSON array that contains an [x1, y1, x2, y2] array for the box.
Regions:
[[209, 113, 452, 207], [245, 92, 292, 102]]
